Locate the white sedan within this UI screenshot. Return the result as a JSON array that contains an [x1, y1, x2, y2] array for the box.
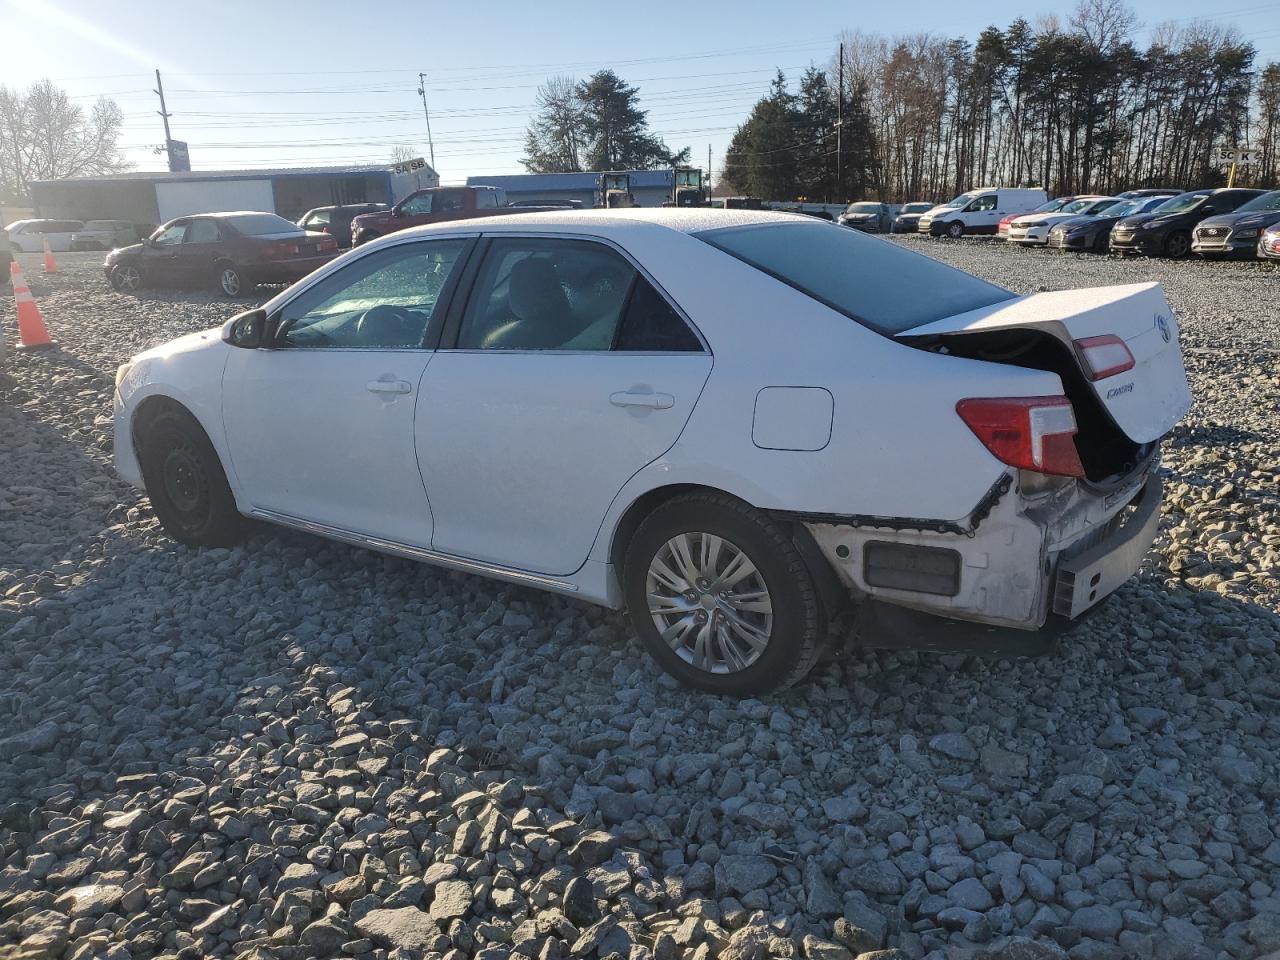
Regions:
[[112, 210, 1191, 695], [1007, 197, 1122, 246]]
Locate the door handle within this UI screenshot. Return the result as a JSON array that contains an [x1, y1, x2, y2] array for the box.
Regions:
[[610, 391, 674, 409], [366, 379, 412, 395]]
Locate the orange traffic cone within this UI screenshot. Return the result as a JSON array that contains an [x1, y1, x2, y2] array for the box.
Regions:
[[10, 262, 57, 350], [43, 237, 58, 273]]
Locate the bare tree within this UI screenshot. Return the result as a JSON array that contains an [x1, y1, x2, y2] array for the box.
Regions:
[[0, 80, 124, 200], [522, 75, 586, 173]]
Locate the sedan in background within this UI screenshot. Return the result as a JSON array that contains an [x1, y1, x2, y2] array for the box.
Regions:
[[838, 201, 895, 233], [298, 203, 388, 249], [105, 212, 339, 297], [1047, 194, 1178, 252], [111, 209, 1189, 695], [1110, 188, 1265, 258], [0, 229, 11, 285], [1007, 196, 1121, 246], [71, 219, 139, 251], [1261, 223, 1280, 262], [1192, 189, 1280, 259], [891, 202, 934, 233], [997, 197, 1076, 239]]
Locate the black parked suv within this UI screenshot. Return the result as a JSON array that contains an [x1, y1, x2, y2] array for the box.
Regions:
[[297, 203, 389, 249], [1110, 188, 1265, 258]]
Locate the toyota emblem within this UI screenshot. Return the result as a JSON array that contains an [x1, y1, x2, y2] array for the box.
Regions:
[[1155, 314, 1171, 343]]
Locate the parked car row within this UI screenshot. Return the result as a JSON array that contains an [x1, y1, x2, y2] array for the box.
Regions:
[[905, 184, 1280, 262]]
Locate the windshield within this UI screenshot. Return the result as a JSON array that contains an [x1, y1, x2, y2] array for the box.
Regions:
[[940, 193, 977, 209], [1106, 200, 1143, 218], [1152, 192, 1210, 215], [697, 221, 1014, 336], [224, 213, 301, 236], [845, 203, 882, 214], [1236, 190, 1280, 213], [1083, 199, 1121, 215], [903, 203, 932, 213], [1058, 199, 1097, 214]]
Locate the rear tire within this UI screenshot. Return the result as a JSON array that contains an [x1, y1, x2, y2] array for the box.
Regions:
[[1164, 230, 1191, 259], [138, 408, 244, 547], [623, 492, 827, 696], [946, 221, 964, 239]]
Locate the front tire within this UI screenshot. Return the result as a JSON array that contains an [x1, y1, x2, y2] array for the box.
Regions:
[[138, 408, 244, 547], [946, 221, 964, 239], [1164, 230, 1191, 259], [110, 263, 143, 293], [623, 492, 827, 696]]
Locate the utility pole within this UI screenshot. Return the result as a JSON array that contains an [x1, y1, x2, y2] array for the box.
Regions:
[[417, 73, 436, 172], [154, 69, 174, 170], [707, 144, 712, 200], [836, 43, 844, 204]]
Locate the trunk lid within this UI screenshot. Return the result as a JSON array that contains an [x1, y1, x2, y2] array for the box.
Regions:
[[898, 282, 1191, 444]]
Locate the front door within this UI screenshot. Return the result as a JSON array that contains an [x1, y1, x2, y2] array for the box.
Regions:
[[221, 237, 473, 546], [416, 235, 712, 575], [966, 194, 1001, 234], [175, 217, 223, 286], [143, 220, 189, 283]]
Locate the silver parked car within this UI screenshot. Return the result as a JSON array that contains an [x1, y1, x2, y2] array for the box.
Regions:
[[72, 220, 139, 251]]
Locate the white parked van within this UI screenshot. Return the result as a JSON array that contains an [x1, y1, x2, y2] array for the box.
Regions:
[[917, 188, 1049, 238]]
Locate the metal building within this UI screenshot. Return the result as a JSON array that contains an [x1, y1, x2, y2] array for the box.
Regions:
[[30, 163, 440, 229], [465, 170, 676, 208]]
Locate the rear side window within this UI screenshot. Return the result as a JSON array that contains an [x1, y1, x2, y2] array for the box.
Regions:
[[476, 190, 498, 209], [184, 220, 221, 243], [698, 222, 1014, 336]]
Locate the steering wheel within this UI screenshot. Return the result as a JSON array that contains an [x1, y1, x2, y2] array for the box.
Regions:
[[355, 304, 418, 347]]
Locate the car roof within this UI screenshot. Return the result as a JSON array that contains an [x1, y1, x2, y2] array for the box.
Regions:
[[393, 207, 811, 242]]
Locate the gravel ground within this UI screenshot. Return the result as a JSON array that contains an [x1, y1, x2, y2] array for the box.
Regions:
[[1, 242, 1279, 960]]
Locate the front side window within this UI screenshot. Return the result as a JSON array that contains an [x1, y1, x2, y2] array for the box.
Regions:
[[279, 239, 468, 349], [184, 219, 220, 244], [455, 237, 700, 352], [399, 192, 433, 215], [152, 223, 188, 246], [698, 221, 1014, 336], [967, 195, 997, 212]]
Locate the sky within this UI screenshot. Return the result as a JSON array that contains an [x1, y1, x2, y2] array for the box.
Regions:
[[2, 0, 1279, 186]]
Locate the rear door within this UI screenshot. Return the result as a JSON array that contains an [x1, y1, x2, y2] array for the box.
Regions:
[[415, 234, 712, 575]]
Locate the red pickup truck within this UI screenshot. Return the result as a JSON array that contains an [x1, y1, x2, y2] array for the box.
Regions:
[[350, 185, 562, 245]]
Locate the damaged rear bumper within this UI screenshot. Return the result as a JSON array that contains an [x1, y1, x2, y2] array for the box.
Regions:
[[802, 466, 1162, 642]]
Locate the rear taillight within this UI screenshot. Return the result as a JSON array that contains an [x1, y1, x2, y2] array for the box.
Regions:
[[1074, 334, 1135, 380], [956, 396, 1085, 477]]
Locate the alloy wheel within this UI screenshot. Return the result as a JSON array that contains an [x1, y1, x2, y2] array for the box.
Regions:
[[116, 265, 140, 291], [645, 531, 774, 674], [220, 268, 242, 296]]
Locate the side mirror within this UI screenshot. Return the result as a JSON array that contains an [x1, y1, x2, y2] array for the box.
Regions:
[[391, 207, 404, 218], [142, 237, 155, 248], [221, 308, 274, 349]]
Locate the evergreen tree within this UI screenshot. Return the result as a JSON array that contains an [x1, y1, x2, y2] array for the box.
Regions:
[[577, 70, 686, 171]]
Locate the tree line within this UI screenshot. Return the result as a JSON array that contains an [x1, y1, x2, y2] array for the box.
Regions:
[[726, 1, 1280, 202], [0, 81, 124, 203]]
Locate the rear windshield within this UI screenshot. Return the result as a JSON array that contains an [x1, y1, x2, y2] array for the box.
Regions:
[[697, 221, 1015, 335], [224, 213, 300, 236]]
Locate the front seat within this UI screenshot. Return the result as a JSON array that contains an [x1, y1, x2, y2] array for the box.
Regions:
[[482, 257, 575, 349]]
